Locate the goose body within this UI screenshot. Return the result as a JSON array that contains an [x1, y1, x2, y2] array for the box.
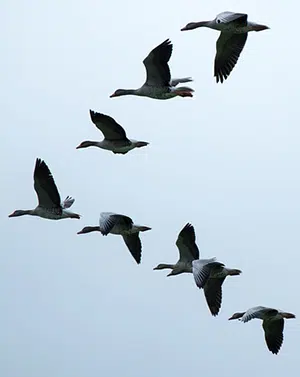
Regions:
[[229, 306, 295, 354], [110, 39, 194, 100], [181, 12, 269, 83], [153, 223, 241, 316], [8, 159, 80, 220], [76, 110, 149, 154], [77, 212, 151, 264]]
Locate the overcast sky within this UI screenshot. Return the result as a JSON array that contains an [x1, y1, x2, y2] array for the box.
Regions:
[[2, 0, 299, 376]]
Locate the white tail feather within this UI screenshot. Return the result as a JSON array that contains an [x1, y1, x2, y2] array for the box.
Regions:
[[171, 77, 193, 86]]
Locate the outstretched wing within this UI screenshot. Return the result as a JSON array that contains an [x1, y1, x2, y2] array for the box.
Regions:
[[214, 32, 248, 83], [263, 318, 284, 354], [143, 39, 172, 87], [33, 158, 62, 213], [89, 110, 129, 142], [176, 223, 200, 262], [203, 277, 225, 316], [122, 233, 142, 264]]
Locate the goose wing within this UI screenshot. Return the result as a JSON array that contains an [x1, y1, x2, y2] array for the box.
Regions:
[[176, 223, 199, 262], [33, 158, 62, 213], [240, 306, 274, 323], [99, 212, 133, 235], [122, 233, 142, 264], [216, 12, 248, 25], [214, 32, 248, 83], [192, 259, 221, 289], [263, 318, 284, 354], [203, 277, 226, 316], [143, 39, 172, 87], [89, 110, 129, 142]]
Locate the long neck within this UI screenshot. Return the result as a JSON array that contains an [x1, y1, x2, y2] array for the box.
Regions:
[[187, 21, 211, 30], [118, 89, 137, 96], [195, 21, 210, 28], [20, 210, 35, 216], [158, 264, 175, 270], [236, 312, 246, 319], [77, 141, 101, 149], [85, 226, 101, 233], [78, 226, 101, 234], [84, 141, 101, 147]]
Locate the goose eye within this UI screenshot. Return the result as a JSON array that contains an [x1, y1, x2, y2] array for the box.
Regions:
[[217, 19, 221, 24]]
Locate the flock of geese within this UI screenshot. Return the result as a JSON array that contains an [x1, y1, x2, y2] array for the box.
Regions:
[[9, 11, 295, 355]]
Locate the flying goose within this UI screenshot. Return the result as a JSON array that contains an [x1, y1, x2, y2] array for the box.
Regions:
[[8, 158, 80, 220], [76, 110, 149, 154], [229, 306, 295, 354], [110, 39, 194, 99], [153, 223, 241, 316], [77, 212, 151, 264], [181, 12, 269, 83]]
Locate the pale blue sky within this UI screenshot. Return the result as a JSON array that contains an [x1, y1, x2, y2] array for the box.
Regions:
[[1, 0, 299, 376]]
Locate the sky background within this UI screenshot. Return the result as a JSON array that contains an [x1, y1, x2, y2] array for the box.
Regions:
[[2, 0, 299, 376]]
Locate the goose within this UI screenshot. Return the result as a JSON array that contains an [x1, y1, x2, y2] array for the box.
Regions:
[[110, 39, 194, 100], [229, 306, 295, 354], [181, 12, 269, 83], [8, 158, 80, 220], [153, 223, 241, 316], [76, 110, 149, 154], [77, 212, 151, 264]]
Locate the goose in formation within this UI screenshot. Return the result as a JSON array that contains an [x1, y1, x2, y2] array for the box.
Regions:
[[8, 158, 80, 220], [76, 110, 149, 154], [153, 223, 241, 316], [77, 212, 151, 264], [229, 306, 295, 354], [181, 12, 269, 83], [110, 39, 194, 100]]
